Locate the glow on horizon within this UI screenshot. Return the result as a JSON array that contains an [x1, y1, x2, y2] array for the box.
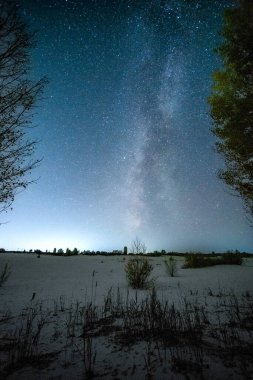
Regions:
[[1, 1, 253, 254]]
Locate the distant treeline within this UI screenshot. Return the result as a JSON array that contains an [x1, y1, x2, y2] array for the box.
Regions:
[[0, 248, 252, 257]]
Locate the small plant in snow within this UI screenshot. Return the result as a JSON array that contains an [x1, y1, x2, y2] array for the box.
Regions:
[[125, 257, 153, 289], [0, 263, 11, 287], [164, 257, 177, 277]]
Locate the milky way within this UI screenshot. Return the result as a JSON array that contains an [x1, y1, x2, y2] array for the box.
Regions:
[[1, 0, 252, 252]]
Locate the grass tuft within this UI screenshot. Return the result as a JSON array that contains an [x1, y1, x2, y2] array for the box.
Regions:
[[164, 257, 177, 277], [0, 263, 11, 287]]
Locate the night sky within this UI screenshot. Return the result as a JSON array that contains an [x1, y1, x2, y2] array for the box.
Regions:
[[1, 0, 253, 253]]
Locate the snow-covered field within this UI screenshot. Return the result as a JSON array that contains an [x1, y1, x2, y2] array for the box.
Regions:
[[0, 252, 253, 379]]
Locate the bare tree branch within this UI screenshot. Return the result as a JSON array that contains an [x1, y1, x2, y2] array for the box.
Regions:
[[0, 0, 48, 214]]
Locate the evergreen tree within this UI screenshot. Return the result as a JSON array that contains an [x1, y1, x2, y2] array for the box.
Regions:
[[209, 0, 253, 222]]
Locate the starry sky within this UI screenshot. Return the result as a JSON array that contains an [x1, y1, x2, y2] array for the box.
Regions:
[[1, 0, 253, 253]]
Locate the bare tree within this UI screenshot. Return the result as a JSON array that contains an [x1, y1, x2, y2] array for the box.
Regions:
[[131, 237, 147, 255], [0, 1, 47, 213]]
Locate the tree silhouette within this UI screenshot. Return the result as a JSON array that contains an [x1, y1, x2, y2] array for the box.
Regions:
[[131, 237, 147, 255], [0, 1, 47, 213], [209, 0, 253, 223]]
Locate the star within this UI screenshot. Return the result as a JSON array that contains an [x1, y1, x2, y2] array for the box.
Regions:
[[1, 0, 252, 253]]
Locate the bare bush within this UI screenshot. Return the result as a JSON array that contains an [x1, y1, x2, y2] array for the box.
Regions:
[[130, 237, 147, 255]]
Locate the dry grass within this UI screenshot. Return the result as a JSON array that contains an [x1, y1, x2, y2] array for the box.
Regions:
[[0, 286, 253, 379]]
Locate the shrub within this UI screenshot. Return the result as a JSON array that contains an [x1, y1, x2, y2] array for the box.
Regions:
[[184, 253, 210, 268], [125, 257, 153, 289], [0, 263, 11, 287], [183, 254, 216, 268], [222, 252, 243, 265], [183, 252, 243, 268], [164, 257, 177, 277]]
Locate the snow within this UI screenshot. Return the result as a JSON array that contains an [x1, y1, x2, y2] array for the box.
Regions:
[[0, 252, 253, 379]]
